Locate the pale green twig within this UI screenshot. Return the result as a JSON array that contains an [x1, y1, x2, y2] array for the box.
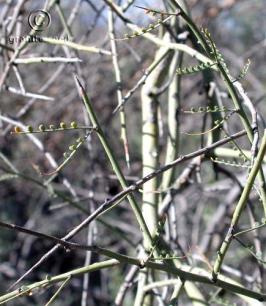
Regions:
[[212, 130, 266, 281], [40, 37, 112, 55], [160, 51, 181, 191], [108, 8, 130, 168], [44, 277, 71, 306], [11, 125, 95, 134], [14, 57, 82, 64], [234, 222, 266, 237], [5, 86, 54, 100], [214, 147, 266, 163]]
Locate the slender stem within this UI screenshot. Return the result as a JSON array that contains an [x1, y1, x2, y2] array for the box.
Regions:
[[0, 260, 120, 304], [14, 57, 81, 64], [113, 48, 170, 113], [108, 8, 130, 168], [214, 147, 266, 163], [11, 126, 95, 134], [44, 277, 71, 306], [212, 130, 266, 281], [55, 2, 73, 40], [74, 75, 153, 248], [40, 37, 112, 55], [1, 256, 266, 304], [234, 223, 266, 237]]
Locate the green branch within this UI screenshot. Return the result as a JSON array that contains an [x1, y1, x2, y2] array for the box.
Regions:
[[74, 75, 153, 248], [212, 130, 266, 280]]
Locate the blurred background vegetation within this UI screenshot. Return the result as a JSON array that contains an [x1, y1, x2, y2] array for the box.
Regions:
[[0, 0, 265, 305]]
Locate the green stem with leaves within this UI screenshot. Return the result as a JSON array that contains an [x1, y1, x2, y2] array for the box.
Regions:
[[171, 0, 266, 214]]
